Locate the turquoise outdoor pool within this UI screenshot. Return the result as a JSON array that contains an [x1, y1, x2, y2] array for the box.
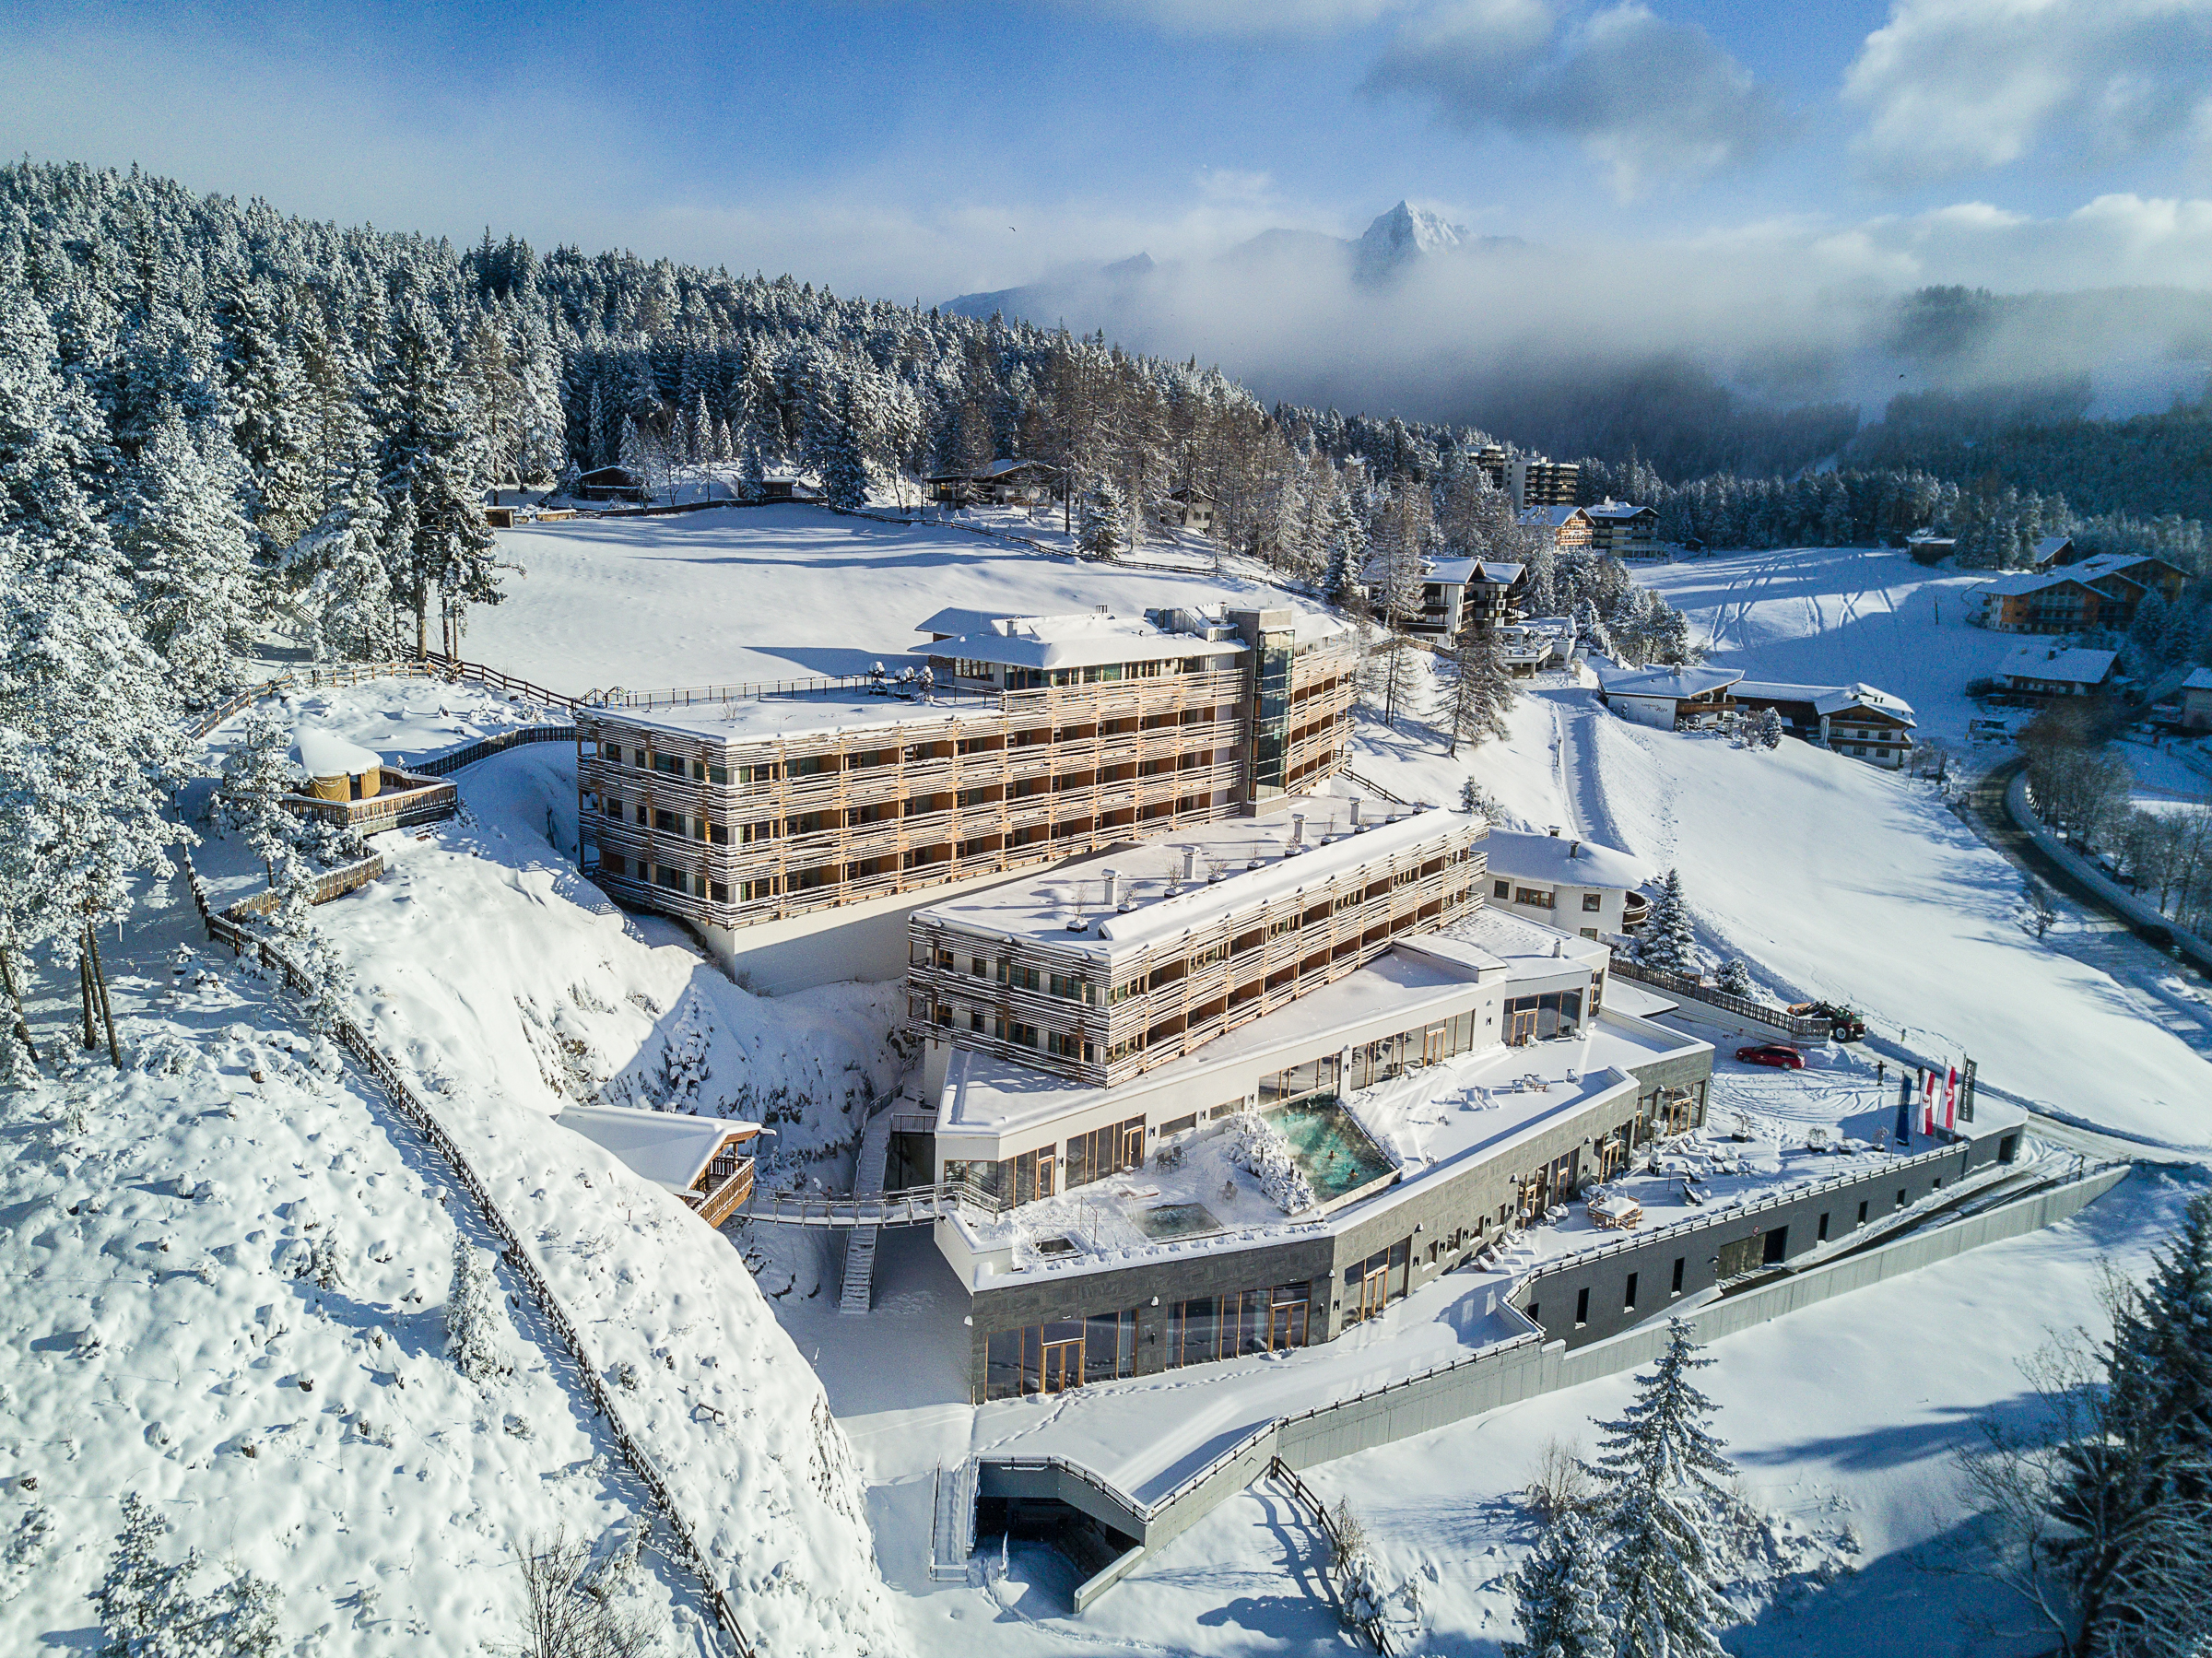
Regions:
[[1266, 1097, 1396, 1204]]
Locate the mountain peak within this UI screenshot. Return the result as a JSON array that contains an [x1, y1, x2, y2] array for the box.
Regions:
[[1358, 200, 1466, 267]]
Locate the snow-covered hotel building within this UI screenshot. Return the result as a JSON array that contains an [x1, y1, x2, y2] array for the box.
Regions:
[[575, 602, 1358, 990], [898, 801, 1717, 1403]]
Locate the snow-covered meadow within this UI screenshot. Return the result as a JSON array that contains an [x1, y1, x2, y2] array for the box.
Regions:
[[0, 934, 711, 1653], [469, 504, 1326, 692]]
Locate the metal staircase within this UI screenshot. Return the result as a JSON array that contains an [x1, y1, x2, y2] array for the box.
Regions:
[[838, 1103, 897, 1314]]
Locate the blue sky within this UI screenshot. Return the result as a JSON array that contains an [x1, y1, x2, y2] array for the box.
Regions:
[[4, 0, 2211, 301]]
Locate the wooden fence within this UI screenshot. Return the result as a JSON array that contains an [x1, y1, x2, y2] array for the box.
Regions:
[[171, 847, 755, 1656], [1608, 957, 1832, 1040], [1265, 1456, 1389, 1653]]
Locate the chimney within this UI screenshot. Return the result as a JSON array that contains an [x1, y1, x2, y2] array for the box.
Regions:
[[1547, 825, 1560, 837], [1182, 847, 1198, 883], [1289, 812, 1305, 846], [1102, 868, 1120, 908], [1095, 603, 1110, 615], [1570, 841, 1582, 859], [1347, 798, 1363, 828]]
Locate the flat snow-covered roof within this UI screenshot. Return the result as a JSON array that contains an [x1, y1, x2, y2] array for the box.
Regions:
[[590, 690, 1002, 744], [914, 800, 1466, 963], [938, 943, 1504, 1137], [924, 611, 1245, 673]]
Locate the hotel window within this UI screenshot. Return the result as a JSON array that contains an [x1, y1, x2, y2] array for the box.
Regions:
[[602, 795, 623, 817], [1582, 892, 1602, 911], [1065, 1117, 1145, 1188], [982, 1307, 1136, 1400], [651, 753, 685, 777], [1167, 1282, 1311, 1369], [1043, 1031, 1091, 1063], [1047, 972, 1095, 1004], [601, 852, 626, 876], [1513, 887, 1554, 909]]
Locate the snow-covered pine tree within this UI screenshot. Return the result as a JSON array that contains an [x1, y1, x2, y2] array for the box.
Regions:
[[1503, 1509, 1614, 1658], [92, 1492, 206, 1658], [1633, 870, 1697, 975], [114, 408, 257, 706], [1077, 476, 1127, 559], [0, 286, 188, 1065], [212, 711, 305, 888], [1590, 1321, 1741, 1517], [1574, 597, 1613, 663], [372, 297, 499, 655], [1461, 774, 1500, 821], [282, 313, 396, 662], [816, 393, 872, 511], [734, 406, 770, 503], [1438, 629, 1517, 756], [91, 1491, 287, 1658], [1588, 1321, 1740, 1658], [211, 274, 318, 559], [1755, 707, 1783, 749], [1714, 958, 1753, 997], [445, 1233, 511, 1381], [2047, 1193, 2212, 1653]]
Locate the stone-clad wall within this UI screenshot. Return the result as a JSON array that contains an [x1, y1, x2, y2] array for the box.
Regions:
[[961, 1041, 1717, 1400], [1516, 1118, 2026, 1348]]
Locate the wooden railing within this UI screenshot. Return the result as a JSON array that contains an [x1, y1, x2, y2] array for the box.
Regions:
[[1607, 957, 1831, 1040], [1266, 1457, 1390, 1654], [221, 853, 387, 920]]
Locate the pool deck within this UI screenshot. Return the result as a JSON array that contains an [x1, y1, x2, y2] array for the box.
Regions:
[[936, 1006, 1702, 1293]]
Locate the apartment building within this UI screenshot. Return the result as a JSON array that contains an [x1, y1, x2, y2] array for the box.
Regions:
[[1583, 500, 1664, 561], [1520, 504, 1594, 551], [908, 797, 1485, 1095], [893, 808, 1716, 1402], [1976, 554, 2188, 634], [577, 602, 1357, 989], [1473, 443, 1581, 510], [1383, 556, 1530, 644]]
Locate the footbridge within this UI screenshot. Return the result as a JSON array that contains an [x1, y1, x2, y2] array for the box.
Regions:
[[738, 1180, 981, 1229]]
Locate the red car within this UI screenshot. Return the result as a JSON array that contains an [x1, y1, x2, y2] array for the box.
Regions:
[[1735, 1043, 1806, 1070]]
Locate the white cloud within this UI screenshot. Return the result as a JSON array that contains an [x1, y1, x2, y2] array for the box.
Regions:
[[1364, 1, 1795, 196], [1843, 0, 2212, 183]]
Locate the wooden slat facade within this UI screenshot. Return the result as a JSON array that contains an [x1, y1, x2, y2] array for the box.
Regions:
[[578, 641, 1357, 935], [905, 819, 1484, 1090]]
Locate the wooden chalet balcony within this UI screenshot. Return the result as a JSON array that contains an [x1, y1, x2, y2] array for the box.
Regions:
[[688, 1148, 756, 1228]]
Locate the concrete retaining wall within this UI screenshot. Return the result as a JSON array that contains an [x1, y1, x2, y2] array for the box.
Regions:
[[982, 1159, 2131, 1609]]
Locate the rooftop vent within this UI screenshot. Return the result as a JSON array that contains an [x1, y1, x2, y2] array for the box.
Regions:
[[1289, 812, 1305, 846], [1102, 868, 1122, 908], [1182, 847, 1199, 883], [1347, 799, 1362, 828]]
